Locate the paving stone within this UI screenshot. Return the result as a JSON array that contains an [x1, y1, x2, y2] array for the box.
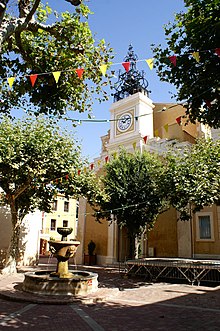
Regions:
[[1, 263, 220, 330]]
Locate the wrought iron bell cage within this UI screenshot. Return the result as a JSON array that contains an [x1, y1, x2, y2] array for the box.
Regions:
[[113, 45, 150, 102]]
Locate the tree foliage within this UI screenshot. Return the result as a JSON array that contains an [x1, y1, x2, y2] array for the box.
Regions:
[[165, 138, 220, 221], [97, 149, 169, 255], [0, 0, 114, 116], [0, 116, 103, 271], [152, 0, 220, 128], [96, 140, 220, 258]]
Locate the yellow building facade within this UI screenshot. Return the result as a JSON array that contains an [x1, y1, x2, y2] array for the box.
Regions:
[[76, 90, 220, 265], [40, 194, 79, 255]]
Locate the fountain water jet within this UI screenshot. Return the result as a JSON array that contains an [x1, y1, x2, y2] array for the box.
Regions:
[[22, 227, 98, 296]]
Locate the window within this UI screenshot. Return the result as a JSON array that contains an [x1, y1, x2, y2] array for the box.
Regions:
[[76, 201, 79, 221], [50, 219, 56, 231], [52, 200, 57, 211], [196, 212, 214, 241], [64, 201, 69, 212], [199, 216, 211, 239], [63, 220, 68, 227]]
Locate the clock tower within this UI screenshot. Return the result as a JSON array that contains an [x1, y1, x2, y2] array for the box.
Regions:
[[107, 45, 154, 154]]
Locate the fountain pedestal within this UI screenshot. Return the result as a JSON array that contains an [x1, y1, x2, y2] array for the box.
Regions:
[[22, 227, 98, 296], [49, 240, 80, 278]]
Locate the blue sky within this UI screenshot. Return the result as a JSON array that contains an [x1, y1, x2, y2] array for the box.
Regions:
[[48, 0, 185, 161]]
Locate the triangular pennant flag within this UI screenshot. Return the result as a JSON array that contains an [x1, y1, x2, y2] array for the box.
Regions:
[[192, 52, 200, 62], [132, 142, 136, 150], [100, 64, 107, 76], [205, 100, 211, 108], [145, 58, 154, 70], [77, 169, 81, 176], [90, 163, 94, 170], [105, 156, 109, 163], [7, 77, 15, 88], [143, 136, 148, 144], [164, 123, 169, 133], [97, 160, 101, 166], [65, 174, 69, 180], [122, 61, 130, 72], [112, 151, 117, 159], [215, 48, 220, 57], [53, 71, 61, 83], [176, 116, 182, 125], [169, 55, 177, 66], [83, 167, 87, 173], [29, 74, 38, 87], [154, 129, 159, 137], [75, 68, 84, 79]]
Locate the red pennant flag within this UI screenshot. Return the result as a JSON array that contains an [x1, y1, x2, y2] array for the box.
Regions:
[[122, 62, 130, 72], [205, 100, 211, 108], [75, 68, 84, 79], [169, 55, 177, 66], [215, 48, 220, 57], [105, 156, 109, 163], [143, 136, 148, 144], [29, 74, 38, 87], [65, 174, 69, 180], [176, 116, 182, 125], [90, 163, 94, 170], [77, 169, 81, 176]]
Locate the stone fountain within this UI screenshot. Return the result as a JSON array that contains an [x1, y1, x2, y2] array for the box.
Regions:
[[22, 227, 98, 296]]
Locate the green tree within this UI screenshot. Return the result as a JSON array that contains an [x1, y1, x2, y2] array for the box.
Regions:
[[96, 149, 169, 259], [0, 116, 103, 273], [152, 0, 220, 128], [0, 1, 114, 116], [165, 138, 220, 221]]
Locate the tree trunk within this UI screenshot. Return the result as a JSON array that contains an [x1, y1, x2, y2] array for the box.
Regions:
[[134, 236, 140, 260], [1, 202, 20, 274], [129, 235, 140, 260]]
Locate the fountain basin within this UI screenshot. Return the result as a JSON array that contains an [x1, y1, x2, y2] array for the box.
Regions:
[[22, 270, 98, 296], [57, 227, 73, 241]]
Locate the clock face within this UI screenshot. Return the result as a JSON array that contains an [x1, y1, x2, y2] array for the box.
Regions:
[[117, 113, 133, 132]]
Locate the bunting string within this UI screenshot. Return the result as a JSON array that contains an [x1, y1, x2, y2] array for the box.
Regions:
[[61, 86, 213, 125], [2, 48, 219, 88]]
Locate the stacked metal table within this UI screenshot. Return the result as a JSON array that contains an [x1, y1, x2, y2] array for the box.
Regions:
[[122, 258, 220, 285]]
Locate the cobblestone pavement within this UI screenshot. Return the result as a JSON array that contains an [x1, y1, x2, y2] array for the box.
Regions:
[[1, 261, 220, 330]]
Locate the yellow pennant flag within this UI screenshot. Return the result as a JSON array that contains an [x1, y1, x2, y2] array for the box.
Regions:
[[133, 142, 137, 150], [97, 160, 101, 166], [83, 167, 87, 173], [52, 71, 61, 83], [164, 123, 169, 133], [146, 58, 154, 70], [192, 52, 200, 62], [112, 151, 117, 159], [100, 64, 108, 76], [154, 129, 159, 137], [7, 77, 15, 88]]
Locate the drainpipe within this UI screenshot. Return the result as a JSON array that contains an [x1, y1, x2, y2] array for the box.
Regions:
[[190, 203, 195, 258]]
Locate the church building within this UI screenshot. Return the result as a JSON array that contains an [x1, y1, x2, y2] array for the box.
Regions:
[[76, 46, 220, 266]]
